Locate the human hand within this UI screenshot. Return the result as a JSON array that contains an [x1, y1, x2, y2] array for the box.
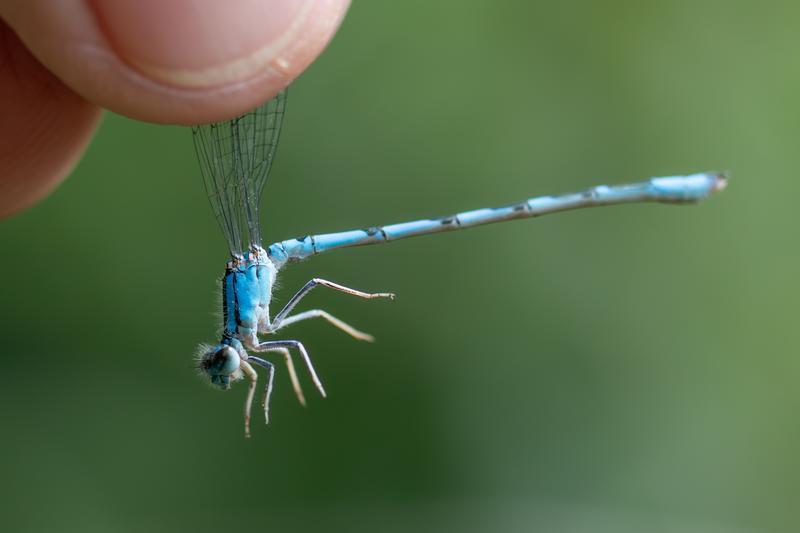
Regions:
[[0, 0, 350, 217]]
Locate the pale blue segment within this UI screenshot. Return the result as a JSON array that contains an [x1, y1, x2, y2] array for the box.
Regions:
[[383, 219, 456, 240], [458, 206, 519, 226], [314, 229, 382, 249], [267, 173, 726, 266], [650, 173, 720, 199], [279, 236, 314, 259], [527, 194, 578, 213]]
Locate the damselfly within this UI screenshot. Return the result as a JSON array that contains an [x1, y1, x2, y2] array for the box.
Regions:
[[192, 88, 726, 437]]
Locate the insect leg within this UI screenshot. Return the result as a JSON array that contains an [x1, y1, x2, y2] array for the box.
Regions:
[[268, 309, 375, 342], [250, 348, 306, 406], [248, 357, 275, 424], [254, 340, 326, 399], [239, 359, 258, 438], [266, 278, 394, 333]]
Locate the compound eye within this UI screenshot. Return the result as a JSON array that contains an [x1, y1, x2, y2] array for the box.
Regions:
[[208, 346, 241, 376]]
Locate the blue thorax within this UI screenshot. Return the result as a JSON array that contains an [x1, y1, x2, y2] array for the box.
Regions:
[[201, 246, 277, 389], [221, 246, 276, 344]]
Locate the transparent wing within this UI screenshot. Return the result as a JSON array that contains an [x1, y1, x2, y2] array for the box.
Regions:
[[192, 89, 287, 255]]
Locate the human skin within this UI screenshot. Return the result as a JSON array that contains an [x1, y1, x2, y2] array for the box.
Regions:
[[0, 0, 351, 217]]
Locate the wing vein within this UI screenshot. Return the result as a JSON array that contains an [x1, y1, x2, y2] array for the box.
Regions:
[[192, 89, 288, 255]]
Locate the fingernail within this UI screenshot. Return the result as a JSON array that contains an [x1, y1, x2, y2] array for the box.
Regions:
[[90, 0, 316, 88]]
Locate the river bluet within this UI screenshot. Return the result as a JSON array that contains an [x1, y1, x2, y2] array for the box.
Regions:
[[191, 88, 726, 437]]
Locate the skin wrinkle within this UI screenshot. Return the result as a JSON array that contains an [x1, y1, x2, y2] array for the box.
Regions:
[[75, 42, 289, 122], [75, 43, 274, 96], [126, 0, 318, 87]]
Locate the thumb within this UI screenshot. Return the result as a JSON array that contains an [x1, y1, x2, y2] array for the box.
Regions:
[[1, 0, 350, 124], [0, 0, 348, 218]]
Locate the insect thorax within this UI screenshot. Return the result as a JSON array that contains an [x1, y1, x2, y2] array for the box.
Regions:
[[221, 245, 277, 347]]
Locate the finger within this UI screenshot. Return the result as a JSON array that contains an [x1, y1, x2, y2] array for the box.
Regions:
[[0, 20, 101, 218], [0, 0, 350, 124]]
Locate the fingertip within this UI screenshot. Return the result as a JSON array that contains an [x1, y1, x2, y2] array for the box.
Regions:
[[4, 0, 351, 124], [91, 0, 310, 89]]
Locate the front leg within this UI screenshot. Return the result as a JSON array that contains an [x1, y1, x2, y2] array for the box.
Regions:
[[239, 359, 258, 439], [248, 357, 275, 424], [265, 278, 395, 334]]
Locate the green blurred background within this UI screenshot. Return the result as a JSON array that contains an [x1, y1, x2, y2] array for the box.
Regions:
[[2, 1, 799, 531]]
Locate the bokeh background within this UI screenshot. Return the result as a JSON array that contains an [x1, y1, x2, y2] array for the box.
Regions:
[[2, 1, 799, 531]]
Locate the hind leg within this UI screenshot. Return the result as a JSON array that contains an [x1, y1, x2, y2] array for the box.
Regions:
[[268, 309, 375, 342], [265, 278, 394, 335]]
